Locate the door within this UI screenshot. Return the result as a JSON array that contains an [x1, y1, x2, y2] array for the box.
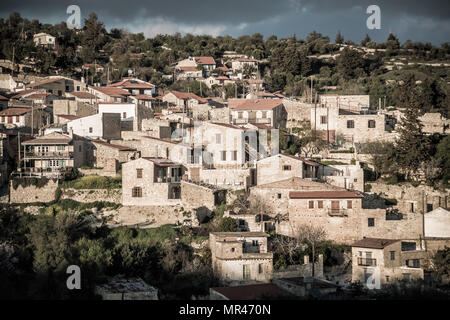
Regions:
[[243, 265, 251, 280], [331, 201, 340, 214]]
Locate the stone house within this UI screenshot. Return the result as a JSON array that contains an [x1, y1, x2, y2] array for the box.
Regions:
[[203, 76, 234, 89], [175, 67, 203, 81], [88, 140, 139, 168], [249, 177, 343, 219], [98, 102, 153, 131], [231, 99, 287, 129], [256, 154, 320, 185], [122, 157, 185, 206], [88, 86, 131, 103], [231, 57, 259, 72], [210, 232, 273, 283], [20, 131, 86, 178], [0, 107, 41, 129], [176, 56, 216, 77], [65, 91, 98, 104], [161, 91, 207, 110], [33, 33, 56, 49], [351, 238, 427, 289], [67, 113, 121, 140], [318, 161, 365, 192], [418, 113, 449, 134], [25, 77, 82, 97], [310, 105, 396, 144], [82, 63, 104, 73], [319, 94, 370, 110], [109, 78, 156, 96], [242, 79, 264, 92]]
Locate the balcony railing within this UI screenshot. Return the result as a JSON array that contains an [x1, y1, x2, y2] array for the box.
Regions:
[[327, 209, 348, 217], [357, 257, 377, 266], [24, 152, 73, 159], [155, 176, 181, 183]]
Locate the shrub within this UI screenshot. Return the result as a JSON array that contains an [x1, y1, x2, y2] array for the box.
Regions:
[[61, 175, 121, 190], [364, 184, 372, 192], [217, 217, 237, 232]]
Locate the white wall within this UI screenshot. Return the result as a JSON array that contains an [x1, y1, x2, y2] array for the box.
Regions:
[[98, 103, 136, 120]]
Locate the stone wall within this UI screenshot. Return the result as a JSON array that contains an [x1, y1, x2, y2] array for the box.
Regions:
[[60, 188, 122, 203], [10, 178, 59, 203], [181, 180, 225, 210], [272, 255, 324, 279], [283, 99, 312, 128]]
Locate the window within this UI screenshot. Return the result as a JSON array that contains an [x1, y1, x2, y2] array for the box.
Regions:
[[221, 151, 227, 161], [347, 120, 355, 128], [261, 111, 267, 118], [258, 264, 263, 274], [410, 203, 415, 213], [231, 248, 235, 252], [76, 85, 81, 91], [123, 112, 127, 119], [216, 134, 221, 144], [309, 201, 314, 209], [132, 187, 142, 198], [390, 251, 395, 260], [252, 240, 259, 246], [401, 242, 417, 252], [277, 193, 282, 199], [79, 145, 82, 152], [403, 273, 411, 281], [347, 200, 352, 209], [368, 120, 376, 128], [136, 169, 143, 179], [15, 116, 19, 122], [318, 200, 323, 209], [426, 204, 433, 212], [368, 218, 375, 227], [386, 276, 390, 283], [232, 151, 237, 161], [238, 112, 243, 119], [89, 127, 93, 133], [412, 259, 420, 268], [282, 165, 292, 171], [320, 116, 327, 124]]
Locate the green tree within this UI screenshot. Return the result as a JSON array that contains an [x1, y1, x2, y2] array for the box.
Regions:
[[335, 31, 344, 44]]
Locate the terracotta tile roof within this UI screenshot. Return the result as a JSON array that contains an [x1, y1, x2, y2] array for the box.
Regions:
[[238, 57, 258, 62], [255, 177, 341, 191], [164, 90, 207, 103], [141, 157, 181, 166], [82, 63, 103, 68], [227, 99, 248, 109], [179, 66, 200, 72], [23, 132, 72, 145], [352, 238, 399, 249], [56, 114, 81, 120], [91, 86, 131, 97], [142, 136, 179, 145], [233, 99, 283, 111], [26, 77, 64, 88], [194, 56, 216, 65], [25, 93, 49, 99], [110, 79, 155, 89], [289, 190, 363, 199], [67, 91, 97, 99], [0, 95, 9, 101], [133, 94, 155, 101], [211, 284, 292, 300], [11, 89, 40, 99], [0, 107, 31, 116], [92, 140, 136, 151]]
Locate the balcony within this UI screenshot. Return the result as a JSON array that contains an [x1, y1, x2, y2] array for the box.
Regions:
[[327, 209, 348, 217], [357, 257, 377, 266], [155, 176, 181, 183], [24, 152, 73, 159]]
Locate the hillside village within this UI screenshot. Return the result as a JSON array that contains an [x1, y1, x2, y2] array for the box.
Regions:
[[0, 12, 449, 300]]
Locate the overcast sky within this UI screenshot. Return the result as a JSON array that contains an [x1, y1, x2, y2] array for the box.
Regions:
[[1, 0, 449, 45]]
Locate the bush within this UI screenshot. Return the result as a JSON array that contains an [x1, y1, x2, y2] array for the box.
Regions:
[[364, 184, 372, 192], [217, 217, 237, 232], [61, 175, 121, 189]]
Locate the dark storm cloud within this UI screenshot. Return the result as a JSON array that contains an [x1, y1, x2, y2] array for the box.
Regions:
[[0, 0, 448, 44]]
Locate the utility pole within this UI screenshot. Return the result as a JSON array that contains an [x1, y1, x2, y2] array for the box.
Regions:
[[11, 45, 15, 77], [17, 131, 21, 172], [31, 101, 34, 136], [310, 76, 313, 104]]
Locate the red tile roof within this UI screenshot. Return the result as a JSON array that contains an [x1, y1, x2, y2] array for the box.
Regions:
[[67, 91, 97, 99], [110, 79, 155, 89], [194, 56, 216, 65], [11, 89, 40, 99], [0, 95, 9, 101], [289, 190, 363, 199], [164, 90, 207, 103], [133, 94, 155, 101], [26, 77, 64, 88], [0, 107, 31, 116], [352, 238, 399, 249], [56, 114, 81, 120], [91, 86, 131, 97], [233, 99, 283, 111], [238, 57, 258, 62], [25, 93, 49, 99], [179, 66, 200, 72], [211, 284, 292, 300]]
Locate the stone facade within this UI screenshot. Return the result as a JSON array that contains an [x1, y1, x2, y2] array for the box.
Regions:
[[210, 232, 273, 283], [10, 177, 59, 203], [180, 180, 226, 211], [122, 157, 184, 206], [60, 188, 122, 203]]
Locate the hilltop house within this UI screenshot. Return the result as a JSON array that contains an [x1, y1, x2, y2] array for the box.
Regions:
[[33, 33, 56, 49], [230, 99, 287, 129]]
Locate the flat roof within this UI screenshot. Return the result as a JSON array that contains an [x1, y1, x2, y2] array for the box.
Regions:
[[289, 190, 363, 199], [352, 238, 399, 249]]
